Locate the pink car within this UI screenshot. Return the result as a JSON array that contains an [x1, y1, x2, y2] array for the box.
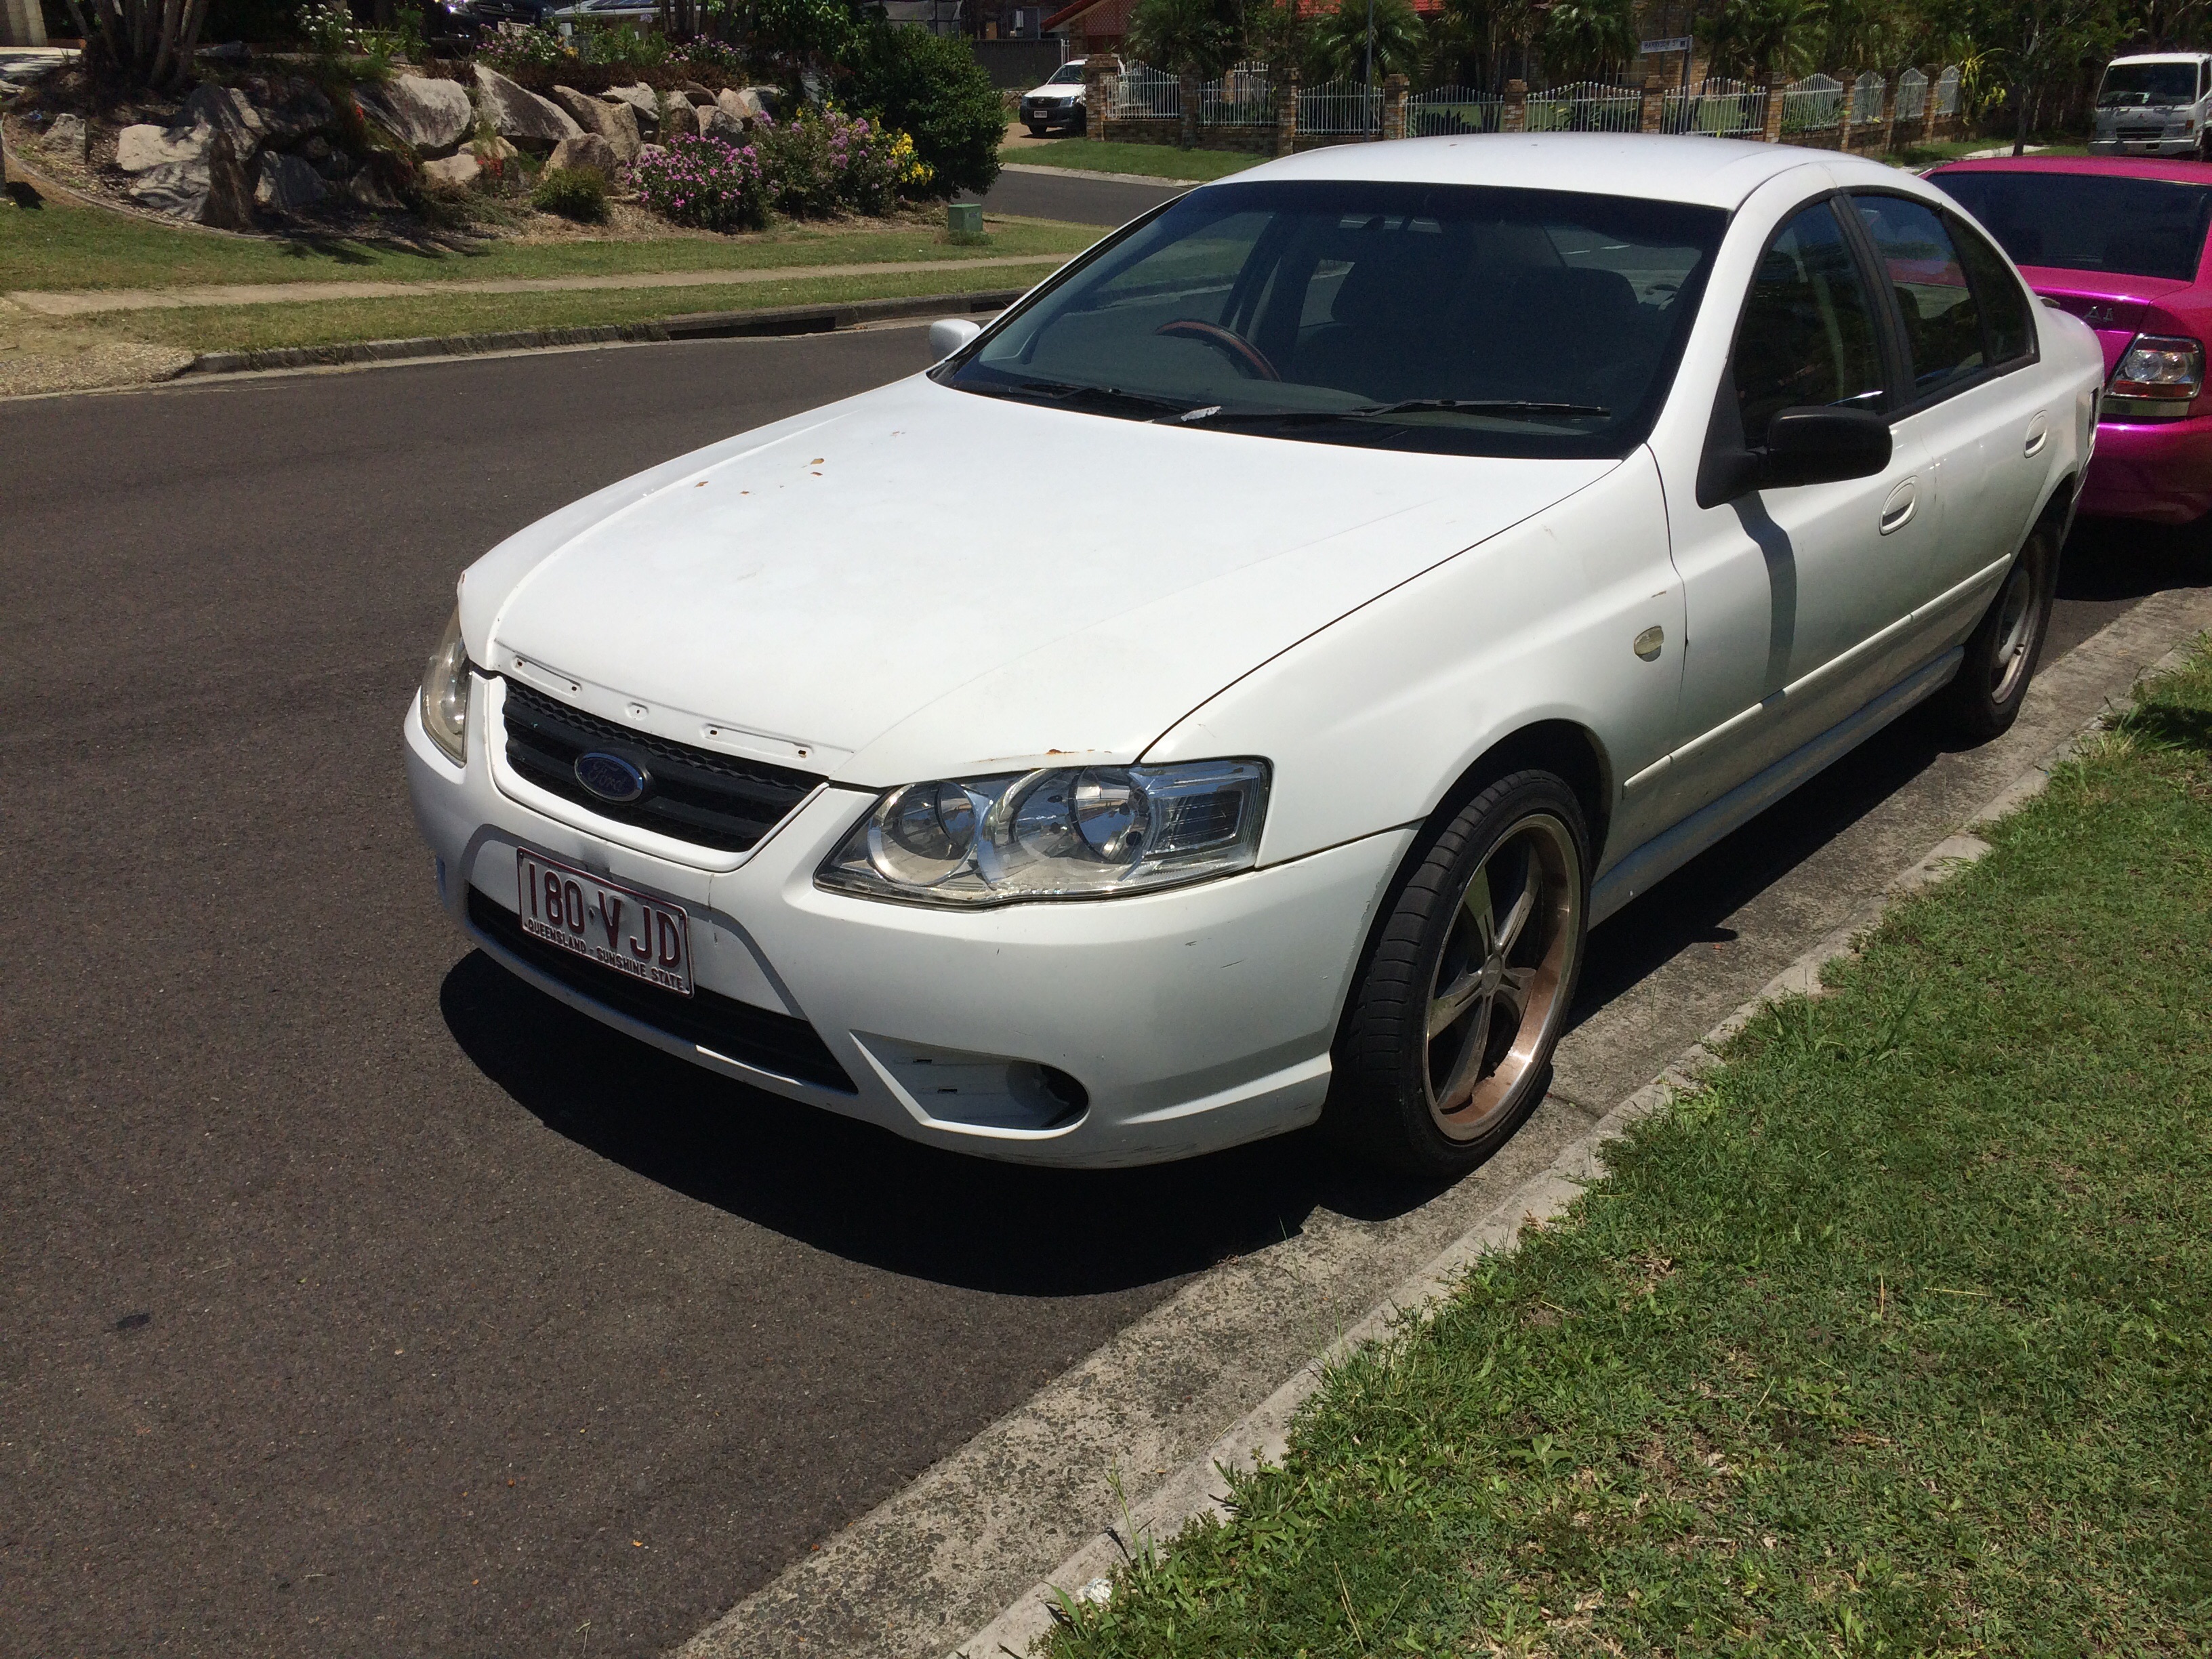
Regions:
[[1928, 155, 2212, 523]]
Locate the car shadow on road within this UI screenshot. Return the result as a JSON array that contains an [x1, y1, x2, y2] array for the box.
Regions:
[[440, 951, 1448, 1297]]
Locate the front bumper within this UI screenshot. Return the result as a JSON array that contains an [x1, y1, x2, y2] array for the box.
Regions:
[[2078, 412, 2212, 524], [2090, 134, 2197, 155], [1023, 101, 1083, 127], [405, 678, 1410, 1167]]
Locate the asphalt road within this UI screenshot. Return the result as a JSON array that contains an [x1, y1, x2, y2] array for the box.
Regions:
[[3, 330, 2202, 1659], [967, 166, 1189, 226]]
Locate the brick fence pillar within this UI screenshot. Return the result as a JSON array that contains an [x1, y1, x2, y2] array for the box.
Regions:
[[1502, 78, 1528, 133], [1083, 56, 1118, 141], [1762, 77, 1787, 142], [1641, 75, 1666, 134], [1274, 68, 1298, 156], [1381, 73, 1408, 141]]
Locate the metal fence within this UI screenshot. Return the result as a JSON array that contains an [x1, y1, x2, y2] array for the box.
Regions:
[[1408, 85, 1504, 136], [1660, 78, 1767, 137], [1935, 64, 1961, 116], [1782, 72, 1845, 132], [1299, 77, 1382, 136], [1849, 70, 1885, 125], [1894, 66, 1929, 123], [1109, 62, 1179, 118], [1523, 79, 1642, 131], [1200, 60, 1275, 125]]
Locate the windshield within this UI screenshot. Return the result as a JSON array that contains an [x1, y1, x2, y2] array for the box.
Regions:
[[1930, 169, 2212, 281], [1048, 64, 1084, 83], [938, 180, 1726, 458], [2098, 62, 2200, 105]]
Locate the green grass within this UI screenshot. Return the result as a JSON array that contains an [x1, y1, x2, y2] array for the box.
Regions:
[[0, 199, 1097, 292], [1893, 136, 2095, 167], [1008, 138, 1261, 182], [83, 260, 1070, 352], [1050, 645, 2212, 1657]]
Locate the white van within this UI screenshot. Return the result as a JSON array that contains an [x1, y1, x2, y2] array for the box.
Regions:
[[2091, 52, 2212, 157]]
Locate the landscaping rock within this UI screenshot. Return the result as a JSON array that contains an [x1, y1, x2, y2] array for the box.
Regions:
[[420, 150, 480, 190], [602, 81, 659, 131], [115, 121, 202, 173], [128, 129, 255, 228], [180, 82, 264, 150], [472, 64, 582, 151], [354, 73, 472, 154], [548, 84, 640, 162], [39, 112, 85, 150], [716, 86, 777, 122], [344, 167, 402, 210], [240, 75, 334, 144], [701, 103, 750, 144], [545, 131, 616, 174], [254, 150, 326, 213], [301, 134, 332, 161]]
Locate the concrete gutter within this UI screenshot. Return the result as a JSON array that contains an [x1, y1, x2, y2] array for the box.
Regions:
[[665, 585, 2212, 1659], [176, 287, 1027, 377]]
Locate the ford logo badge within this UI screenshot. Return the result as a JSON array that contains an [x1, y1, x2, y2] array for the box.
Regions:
[[575, 752, 649, 804]]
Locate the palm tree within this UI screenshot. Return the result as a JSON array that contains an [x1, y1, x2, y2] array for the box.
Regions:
[[1539, 0, 1639, 81], [1306, 0, 1426, 83], [1128, 0, 1243, 147], [1701, 0, 1824, 81]]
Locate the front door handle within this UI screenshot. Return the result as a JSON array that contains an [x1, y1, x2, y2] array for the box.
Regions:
[[2024, 411, 2051, 457], [1880, 476, 1918, 535]]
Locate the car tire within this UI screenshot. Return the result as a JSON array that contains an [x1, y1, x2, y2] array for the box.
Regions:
[[1938, 519, 2058, 744], [1328, 770, 1589, 1179]]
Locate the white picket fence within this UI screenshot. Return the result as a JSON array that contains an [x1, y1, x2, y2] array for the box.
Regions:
[[1660, 77, 1767, 137], [1524, 79, 1642, 131], [1409, 85, 1504, 136]]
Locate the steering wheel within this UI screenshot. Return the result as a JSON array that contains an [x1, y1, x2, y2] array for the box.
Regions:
[[1153, 319, 1282, 382]]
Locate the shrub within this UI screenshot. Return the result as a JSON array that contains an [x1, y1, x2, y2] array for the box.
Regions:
[[664, 37, 754, 84], [754, 108, 930, 218], [569, 20, 670, 69], [474, 23, 571, 76], [840, 24, 1000, 198], [532, 164, 610, 222], [632, 134, 770, 232]]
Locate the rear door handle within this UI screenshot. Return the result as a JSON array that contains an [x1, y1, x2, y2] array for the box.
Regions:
[[2024, 412, 2050, 457], [1880, 476, 1918, 535]]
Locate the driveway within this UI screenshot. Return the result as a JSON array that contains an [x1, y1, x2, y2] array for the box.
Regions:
[[1, 331, 2201, 1658]]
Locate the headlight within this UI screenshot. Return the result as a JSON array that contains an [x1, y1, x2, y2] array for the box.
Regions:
[[419, 604, 472, 765], [817, 759, 1270, 906]]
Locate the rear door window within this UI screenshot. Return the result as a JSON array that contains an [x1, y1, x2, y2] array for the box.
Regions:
[[1851, 194, 1985, 401], [1943, 211, 2036, 367]]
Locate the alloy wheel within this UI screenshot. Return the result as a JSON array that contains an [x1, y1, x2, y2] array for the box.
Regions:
[[1988, 556, 2039, 703]]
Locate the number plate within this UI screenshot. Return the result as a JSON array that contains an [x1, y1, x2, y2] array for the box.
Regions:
[[516, 848, 693, 997]]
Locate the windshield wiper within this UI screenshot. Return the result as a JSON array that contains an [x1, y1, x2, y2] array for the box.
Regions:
[[1177, 397, 1613, 427], [983, 378, 1200, 419]]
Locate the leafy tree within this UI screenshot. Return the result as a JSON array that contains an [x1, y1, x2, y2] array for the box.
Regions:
[[1539, 0, 1637, 79], [840, 21, 1004, 193], [1429, 0, 1539, 91], [1304, 0, 1425, 83], [1128, 0, 1242, 145], [1702, 0, 1825, 78]]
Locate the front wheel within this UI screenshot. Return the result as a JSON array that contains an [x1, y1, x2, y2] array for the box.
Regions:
[[1938, 520, 2058, 743], [1328, 771, 1589, 1179]]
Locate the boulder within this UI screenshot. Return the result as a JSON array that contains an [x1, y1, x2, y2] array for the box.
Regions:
[[39, 112, 86, 150], [595, 98, 641, 163], [701, 104, 750, 144], [115, 121, 205, 173], [420, 150, 480, 190], [716, 86, 774, 123], [472, 64, 582, 152], [239, 75, 334, 144], [344, 167, 403, 210], [547, 84, 604, 129], [602, 82, 659, 131], [127, 129, 255, 228], [301, 133, 332, 161], [254, 150, 326, 213], [545, 132, 617, 174], [180, 82, 264, 151], [663, 98, 705, 139], [354, 73, 472, 155]]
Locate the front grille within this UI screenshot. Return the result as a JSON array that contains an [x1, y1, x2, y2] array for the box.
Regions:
[[470, 889, 857, 1094], [501, 679, 822, 853]]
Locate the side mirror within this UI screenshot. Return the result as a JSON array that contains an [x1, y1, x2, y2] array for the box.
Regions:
[[1697, 405, 1892, 506], [928, 317, 983, 362]]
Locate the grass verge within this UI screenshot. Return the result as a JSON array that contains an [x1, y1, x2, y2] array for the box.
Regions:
[[1050, 643, 2212, 1656], [1007, 139, 1261, 182], [0, 199, 1095, 293], [1894, 136, 2095, 167], [79, 260, 1069, 354]]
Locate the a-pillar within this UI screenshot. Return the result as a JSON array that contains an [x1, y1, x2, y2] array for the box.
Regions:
[[1381, 73, 1408, 141], [1502, 79, 1528, 133]]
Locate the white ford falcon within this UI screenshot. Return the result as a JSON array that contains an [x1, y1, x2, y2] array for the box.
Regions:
[[406, 135, 2104, 1173]]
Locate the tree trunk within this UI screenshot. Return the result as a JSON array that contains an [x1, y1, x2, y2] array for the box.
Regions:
[[1179, 68, 1199, 148], [2013, 77, 2028, 155]]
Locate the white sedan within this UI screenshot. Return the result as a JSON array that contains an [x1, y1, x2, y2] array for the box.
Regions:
[[406, 136, 2103, 1174]]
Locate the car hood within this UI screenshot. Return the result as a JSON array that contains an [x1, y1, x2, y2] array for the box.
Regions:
[[464, 375, 1615, 784], [1025, 83, 1082, 98]]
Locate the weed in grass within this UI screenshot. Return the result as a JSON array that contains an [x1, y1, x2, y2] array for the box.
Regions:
[[1050, 642, 2212, 1658]]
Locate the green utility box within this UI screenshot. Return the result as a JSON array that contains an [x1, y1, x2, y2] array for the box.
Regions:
[[947, 201, 985, 242]]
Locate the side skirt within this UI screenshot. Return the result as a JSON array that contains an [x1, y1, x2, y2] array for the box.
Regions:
[[1589, 647, 1964, 926]]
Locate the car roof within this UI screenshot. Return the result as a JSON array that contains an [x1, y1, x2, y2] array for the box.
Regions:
[[1929, 154, 2212, 186], [2108, 52, 2210, 65], [1207, 134, 1901, 210]]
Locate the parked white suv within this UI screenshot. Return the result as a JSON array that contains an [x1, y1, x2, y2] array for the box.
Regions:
[[1019, 59, 1088, 136], [407, 136, 2103, 1174], [2091, 52, 2212, 157]]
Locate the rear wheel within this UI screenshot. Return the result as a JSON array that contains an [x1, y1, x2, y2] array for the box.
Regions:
[[1329, 771, 1589, 1179], [1939, 520, 2058, 743]]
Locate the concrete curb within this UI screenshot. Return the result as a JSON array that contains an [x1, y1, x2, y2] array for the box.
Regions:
[[999, 161, 1209, 188], [949, 605, 2212, 1659], [176, 287, 1027, 377]]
